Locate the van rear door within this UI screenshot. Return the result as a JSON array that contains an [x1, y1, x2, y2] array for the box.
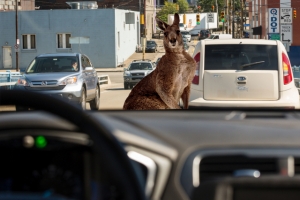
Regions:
[[203, 44, 279, 100]]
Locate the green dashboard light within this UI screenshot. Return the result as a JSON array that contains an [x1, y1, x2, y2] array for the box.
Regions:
[[35, 136, 47, 148]]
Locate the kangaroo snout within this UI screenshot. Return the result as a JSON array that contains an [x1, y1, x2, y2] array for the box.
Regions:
[[169, 38, 177, 46]]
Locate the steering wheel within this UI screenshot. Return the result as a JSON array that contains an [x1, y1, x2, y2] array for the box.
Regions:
[[0, 89, 146, 200]]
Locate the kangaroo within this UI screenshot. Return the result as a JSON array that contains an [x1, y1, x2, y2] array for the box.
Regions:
[[123, 13, 196, 110]]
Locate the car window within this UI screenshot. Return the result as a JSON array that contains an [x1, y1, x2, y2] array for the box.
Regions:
[[129, 63, 153, 70], [26, 56, 78, 73], [204, 45, 278, 70]]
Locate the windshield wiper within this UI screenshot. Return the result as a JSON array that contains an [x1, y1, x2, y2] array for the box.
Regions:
[[241, 61, 265, 68]]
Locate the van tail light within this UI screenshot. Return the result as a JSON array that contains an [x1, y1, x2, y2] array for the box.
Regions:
[[282, 53, 292, 85], [192, 52, 200, 85]]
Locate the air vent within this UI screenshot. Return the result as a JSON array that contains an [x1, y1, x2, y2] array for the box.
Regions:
[[293, 158, 300, 174], [199, 155, 278, 183]]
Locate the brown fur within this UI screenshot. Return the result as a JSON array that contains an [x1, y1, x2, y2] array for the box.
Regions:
[[123, 13, 196, 110]]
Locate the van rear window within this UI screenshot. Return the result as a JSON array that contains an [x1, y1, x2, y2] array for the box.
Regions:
[[204, 44, 278, 70]]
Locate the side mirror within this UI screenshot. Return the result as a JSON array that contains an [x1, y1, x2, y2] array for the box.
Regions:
[[123, 68, 128, 71]]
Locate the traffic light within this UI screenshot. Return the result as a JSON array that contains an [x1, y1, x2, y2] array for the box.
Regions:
[[293, 8, 296, 18], [220, 11, 225, 21], [212, 5, 214, 11], [183, 14, 186, 24], [140, 14, 144, 24], [196, 14, 200, 25]]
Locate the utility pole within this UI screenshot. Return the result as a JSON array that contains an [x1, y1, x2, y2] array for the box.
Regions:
[[232, 0, 235, 38], [15, 0, 19, 71], [241, 0, 244, 38]]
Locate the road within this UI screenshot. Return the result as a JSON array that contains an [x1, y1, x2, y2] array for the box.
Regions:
[[0, 39, 197, 111]]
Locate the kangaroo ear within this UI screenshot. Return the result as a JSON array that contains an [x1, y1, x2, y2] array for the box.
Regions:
[[156, 16, 169, 31], [173, 13, 180, 25]]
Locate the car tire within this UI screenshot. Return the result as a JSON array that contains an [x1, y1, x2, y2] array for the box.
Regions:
[[79, 87, 87, 110], [89, 85, 100, 110], [124, 83, 129, 89]]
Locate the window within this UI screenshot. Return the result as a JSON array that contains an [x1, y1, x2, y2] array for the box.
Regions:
[[22, 34, 36, 49], [57, 33, 71, 49]]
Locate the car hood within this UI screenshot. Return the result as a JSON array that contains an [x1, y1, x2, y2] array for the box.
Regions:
[[23, 72, 80, 81]]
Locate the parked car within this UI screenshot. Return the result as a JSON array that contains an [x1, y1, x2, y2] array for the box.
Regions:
[[205, 33, 232, 40], [184, 43, 189, 52], [179, 23, 186, 31], [189, 25, 202, 36], [123, 59, 155, 89], [189, 39, 300, 108], [15, 53, 100, 110], [198, 29, 210, 40], [181, 30, 191, 42], [145, 40, 157, 53]]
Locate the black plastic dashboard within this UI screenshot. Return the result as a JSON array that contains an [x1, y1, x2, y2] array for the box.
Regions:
[[2, 109, 300, 200]]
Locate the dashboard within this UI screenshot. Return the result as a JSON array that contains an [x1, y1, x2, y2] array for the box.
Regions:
[[2, 109, 300, 200]]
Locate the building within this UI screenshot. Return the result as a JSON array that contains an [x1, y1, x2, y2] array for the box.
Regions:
[[36, 0, 156, 40], [0, 9, 140, 69], [248, 0, 300, 65], [0, 0, 35, 11]]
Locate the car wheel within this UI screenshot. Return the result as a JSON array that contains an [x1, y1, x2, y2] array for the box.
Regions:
[[0, 90, 146, 200], [124, 83, 129, 89], [80, 87, 86, 110], [89, 85, 100, 110]]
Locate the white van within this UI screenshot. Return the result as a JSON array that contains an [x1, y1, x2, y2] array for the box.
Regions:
[[205, 34, 232, 40], [189, 39, 300, 108]]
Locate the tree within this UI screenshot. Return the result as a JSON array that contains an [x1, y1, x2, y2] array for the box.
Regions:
[[177, 0, 189, 14], [194, 0, 225, 14], [156, 2, 177, 23]]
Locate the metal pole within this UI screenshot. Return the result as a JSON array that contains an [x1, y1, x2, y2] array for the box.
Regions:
[[232, 0, 235, 38], [15, 0, 19, 71]]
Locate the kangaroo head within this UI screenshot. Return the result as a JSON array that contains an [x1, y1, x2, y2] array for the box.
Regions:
[[156, 13, 183, 53]]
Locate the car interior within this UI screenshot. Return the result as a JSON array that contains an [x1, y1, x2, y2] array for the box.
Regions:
[[1, 89, 300, 200]]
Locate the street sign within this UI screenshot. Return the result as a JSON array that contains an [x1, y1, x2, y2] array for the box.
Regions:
[[207, 13, 214, 23], [269, 8, 279, 33], [280, 7, 292, 24], [280, 25, 292, 43], [268, 33, 280, 40], [14, 44, 19, 49]]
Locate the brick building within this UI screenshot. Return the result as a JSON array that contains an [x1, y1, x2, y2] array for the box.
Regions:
[[248, 0, 300, 65], [0, 0, 35, 11]]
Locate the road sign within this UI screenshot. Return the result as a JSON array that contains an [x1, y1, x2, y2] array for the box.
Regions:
[[280, 8, 292, 24], [14, 44, 19, 49], [268, 33, 280, 40], [280, 25, 292, 43], [269, 8, 279, 33], [207, 13, 214, 23]]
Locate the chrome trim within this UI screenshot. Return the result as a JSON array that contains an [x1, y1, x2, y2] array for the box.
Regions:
[[192, 155, 201, 187], [127, 151, 157, 197]]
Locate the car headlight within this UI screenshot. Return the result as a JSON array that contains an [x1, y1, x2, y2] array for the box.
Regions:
[[60, 76, 77, 85], [16, 78, 28, 86], [146, 71, 152, 75], [124, 71, 131, 76]]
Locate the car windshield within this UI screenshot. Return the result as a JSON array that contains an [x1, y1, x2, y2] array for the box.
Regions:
[[146, 41, 156, 46], [2, 2, 300, 200], [128, 63, 153, 70], [26, 56, 79, 73]]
